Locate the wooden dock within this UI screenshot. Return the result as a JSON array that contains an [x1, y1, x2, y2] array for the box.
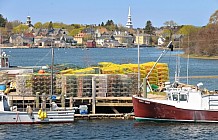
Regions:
[[7, 94, 134, 114]]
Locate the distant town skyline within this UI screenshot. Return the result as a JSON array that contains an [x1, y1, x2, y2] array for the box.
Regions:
[[0, 0, 218, 28]]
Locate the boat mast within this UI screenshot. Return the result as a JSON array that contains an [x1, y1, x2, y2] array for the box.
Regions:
[[175, 47, 180, 82], [137, 30, 140, 94], [51, 40, 54, 96], [186, 35, 190, 84]]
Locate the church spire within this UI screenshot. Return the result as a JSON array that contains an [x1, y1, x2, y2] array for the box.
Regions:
[[126, 6, 133, 28]]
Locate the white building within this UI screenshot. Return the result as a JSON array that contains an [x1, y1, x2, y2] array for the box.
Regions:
[[158, 36, 166, 46]]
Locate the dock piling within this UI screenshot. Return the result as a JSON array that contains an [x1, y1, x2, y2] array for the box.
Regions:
[[36, 92, 39, 109], [92, 77, 96, 114]]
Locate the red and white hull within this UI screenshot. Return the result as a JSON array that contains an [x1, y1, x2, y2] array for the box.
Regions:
[[132, 95, 218, 123]]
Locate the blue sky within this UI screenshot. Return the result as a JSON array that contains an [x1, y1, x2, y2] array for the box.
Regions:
[[0, 0, 218, 28]]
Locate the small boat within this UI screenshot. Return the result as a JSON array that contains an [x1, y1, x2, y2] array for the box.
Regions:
[[0, 93, 75, 124], [132, 41, 218, 123]]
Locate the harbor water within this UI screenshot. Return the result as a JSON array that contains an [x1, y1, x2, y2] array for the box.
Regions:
[[1, 120, 218, 139], [1, 47, 218, 139]]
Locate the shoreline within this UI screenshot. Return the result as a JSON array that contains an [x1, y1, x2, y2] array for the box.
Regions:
[[2, 46, 218, 60], [157, 46, 218, 60], [179, 54, 218, 60]]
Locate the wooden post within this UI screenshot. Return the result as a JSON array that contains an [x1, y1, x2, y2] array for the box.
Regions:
[[143, 78, 147, 98], [61, 92, 65, 108], [36, 92, 39, 109], [92, 77, 96, 114], [41, 93, 46, 110], [69, 96, 73, 108], [23, 96, 25, 112]]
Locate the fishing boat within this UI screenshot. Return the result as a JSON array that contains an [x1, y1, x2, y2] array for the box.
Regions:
[[132, 41, 218, 123], [0, 93, 75, 124]]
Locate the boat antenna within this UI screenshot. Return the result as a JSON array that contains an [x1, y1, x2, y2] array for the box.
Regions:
[[143, 41, 173, 97]]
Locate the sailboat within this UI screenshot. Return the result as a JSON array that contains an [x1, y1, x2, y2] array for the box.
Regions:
[[0, 45, 75, 124], [132, 41, 218, 123]]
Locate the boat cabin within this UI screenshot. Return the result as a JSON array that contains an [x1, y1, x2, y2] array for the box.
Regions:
[[0, 94, 11, 111], [166, 88, 191, 102], [166, 87, 218, 110]]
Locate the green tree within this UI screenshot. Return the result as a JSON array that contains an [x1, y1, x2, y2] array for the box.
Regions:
[[0, 27, 6, 36], [69, 28, 82, 36], [48, 21, 53, 30], [105, 20, 114, 26], [0, 14, 7, 27], [42, 22, 50, 28], [34, 22, 42, 28], [53, 22, 67, 29], [162, 29, 171, 41], [144, 20, 155, 45], [72, 24, 82, 29], [101, 22, 104, 26], [104, 20, 116, 31], [13, 24, 28, 33], [178, 25, 199, 36], [144, 20, 154, 34]]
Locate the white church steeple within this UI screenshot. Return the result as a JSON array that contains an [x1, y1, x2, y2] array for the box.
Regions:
[[126, 7, 133, 28]]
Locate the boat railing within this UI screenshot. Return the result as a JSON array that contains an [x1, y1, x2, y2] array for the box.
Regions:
[[208, 94, 218, 110], [167, 87, 194, 92]]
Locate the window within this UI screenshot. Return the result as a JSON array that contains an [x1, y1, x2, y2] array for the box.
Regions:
[[172, 94, 178, 101], [179, 94, 187, 101], [3, 96, 7, 102], [167, 93, 171, 100]]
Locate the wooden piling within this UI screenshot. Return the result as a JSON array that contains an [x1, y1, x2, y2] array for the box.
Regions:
[[61, 92, 65, 108], [36, 92, 39, 109], [92, 77, 96, 114], [69, 96, 73, 108]]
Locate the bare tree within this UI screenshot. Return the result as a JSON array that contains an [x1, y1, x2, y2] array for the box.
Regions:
[[209, 10, 218, 25]]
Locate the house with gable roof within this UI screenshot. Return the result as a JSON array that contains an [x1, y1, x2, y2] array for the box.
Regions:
[[9, 33, 34, 47], [74, 33, 86, 45]]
